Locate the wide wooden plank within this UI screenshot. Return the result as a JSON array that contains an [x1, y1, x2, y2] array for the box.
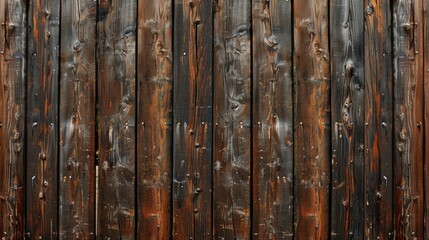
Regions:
[[172, 0, 213, 238], [213, 0, 251, 239], [0, 0, 26, 239], [293, 0, 330, 239], [393, 0, 425, 238], [330, 0, 365, 239], [58, 0, 96, 238], [97, 0, 137, 238], [26, 0, 60, 238], [136, 0, 172, 238], [252, 0, 293, 239], [425, 0, 429, 238], [364, 0, 394, 238]]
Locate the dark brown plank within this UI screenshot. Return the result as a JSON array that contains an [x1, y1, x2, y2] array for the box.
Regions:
[[213, 0, 251, 239], [252, 0, 293, 239], [330, 0, 365, 239], [293, 1, 330, 239], [393, 0, 425, 238], [137, 0, 172, 239], [58, 0, 96, 238], [364, 0, 394, 239], [26, 0, 60, 238], [0, 0, 26, 239], [172, 0, 213, 238], [97, 0, 137, 238], [425, 0, 429, 238]]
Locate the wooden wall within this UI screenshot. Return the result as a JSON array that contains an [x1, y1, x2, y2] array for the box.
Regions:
[[1, 0, 429, 239]]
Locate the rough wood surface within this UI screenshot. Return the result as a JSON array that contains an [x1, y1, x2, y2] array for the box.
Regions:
[[293, 0, 330, 239], [137, 0, 172, 239], [393, 0, 425, 239], [213, 0, 251, 239], [252, 0, 293, 239], [97, 0, 137, 238], [59, 0, 96, 238], [364, 0, 394, 239], [425, 0, 429, 238], [172, 0, 213, 238], [0, 0, 26, 239], [330, 0, 365, 239]]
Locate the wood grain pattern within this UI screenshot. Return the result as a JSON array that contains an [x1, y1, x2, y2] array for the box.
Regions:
[[330, 0, 365, 239], [393, 0, 425, 239], [293, 0, 330, 239], [0, 0, 26, 239], [137, 0, 172, 239], [364, 0, 394, 239], [59, 0, 96, 238], [172, 0, 213, 238], [252, 0, 293, 239], [97, 0, 136, 238], [213, 0, 251, 238], [425, 0, 429, 238]]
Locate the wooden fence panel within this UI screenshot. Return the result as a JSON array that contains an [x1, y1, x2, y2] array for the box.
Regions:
[[0, 0, 26, 239], [137, 0, 173, 239], [58, 0, 96, 238], [97, 0, 137, 238], [252, 0, 293, 239]]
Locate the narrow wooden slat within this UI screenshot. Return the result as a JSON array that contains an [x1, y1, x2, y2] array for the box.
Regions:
[[137, 0, 172, 238], [172, 0, 213, 238], [26, 0, 61, 238], [97, 0, 136, 238], [213, 0, 251, 238], [364, 0, 394, 238], [0, 0, 26, 239], [393, 0, 425, 238], [425, 0, 429, 238], [330, 0, 365, 238], [293, 0, 330, 239], [252, 0, 293, 238], [58, 0, 96, 238]]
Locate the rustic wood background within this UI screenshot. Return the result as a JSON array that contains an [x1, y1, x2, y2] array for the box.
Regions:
[[1, 0, 429, 239]]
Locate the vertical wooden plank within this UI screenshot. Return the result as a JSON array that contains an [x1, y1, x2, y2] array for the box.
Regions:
[[26, 0, 60, 238], [213, 0, 251, 239], [137, 0, 172, 239], [97, 0, 136, 238], [0, 0, 26, 239], [330, 0, 365, 239], [364, 0, 394, 239], [252, 0, 293, 239], [59, 0, 96, 238], [425, 0, 429, 238], [293, 0, 330, 239], [172, 0, 213, 238], [393, 0, 425, 239]]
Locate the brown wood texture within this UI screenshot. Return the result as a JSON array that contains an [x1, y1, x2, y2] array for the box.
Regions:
[[0, 0, 26, 239], [172, 0, 213, 238], [393, 0, 425, 239], [213, 0, 251, 239], [26, 0, 60, 238], [137, 0, 172, 239], [425, 0, 429, 238], [252, 0, 293, 239], [364, 0, 394, 239], [58, 0, 96, 238], [294, 0, 331, 239], [97, 0, 137, 238]]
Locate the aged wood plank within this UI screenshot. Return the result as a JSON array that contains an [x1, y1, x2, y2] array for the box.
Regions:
[[0, 0, 26, 239], [213, 0, 251, 239], [26, 0, 60, 238], [425, 0, 429, 238], [330, 0, 365, 239], [252, 0, 293, 239], [393, 0, 425, 239], [97, 0, 137, 238], [172, 0, 213, 238], [136, 0, 172, 239], [293, 0, 330, 239], [364, 0, 394, 239], [59, 0, 96, 238]]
